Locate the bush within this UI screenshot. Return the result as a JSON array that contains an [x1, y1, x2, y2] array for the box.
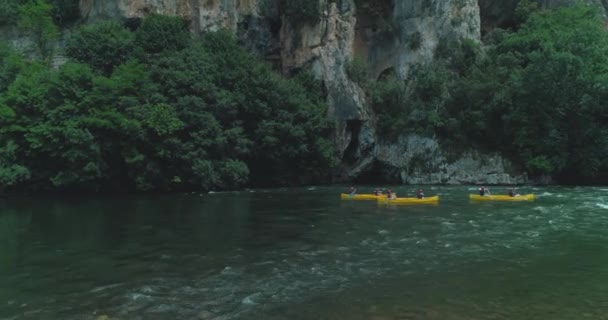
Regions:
[[47, 0, 80, 26], [280, 0, 320, 23], [526, 156, 555, 175], [0, 0, 20, 25], [0, 43, 24, 92], [135, 14, 191, 54], [18, 0, 60, 63], [346, 56, 369, 87], [66, 21, 135, 74]]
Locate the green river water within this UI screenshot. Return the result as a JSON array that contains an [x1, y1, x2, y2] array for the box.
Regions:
[[1, 186, 608, 319]]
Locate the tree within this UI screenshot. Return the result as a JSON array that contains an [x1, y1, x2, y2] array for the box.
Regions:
[[47, 0, 80, 26], [135, 14, 191, 54], [18, 0, 60, 63], [1, 19, 335, 193], [0, 43, 24, 92], [65, 21, 135, 74], [0, 0, 21, 25]]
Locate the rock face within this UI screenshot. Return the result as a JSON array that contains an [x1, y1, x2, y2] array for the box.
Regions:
[[76, 0, 535, 184], [375, 135, 527, 185]]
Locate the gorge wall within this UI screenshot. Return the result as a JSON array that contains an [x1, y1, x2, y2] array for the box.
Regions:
[[23, 0, 602, 185], [74, 0, 528, 185]]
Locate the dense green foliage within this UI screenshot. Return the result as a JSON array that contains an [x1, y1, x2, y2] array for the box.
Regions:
[[46, 0, 80, 26], [17, 0, 60, 63], [260, 0, 321, 23], [135, 14, 191, 54], [280, 0, 320, 23], [373, 4, 608, 183], [346, 56, 369, 87], [65, 21, 135, 74], [1, 0, 79, 26], [0, 16, 334, 193], [0, 0, 21, 25]]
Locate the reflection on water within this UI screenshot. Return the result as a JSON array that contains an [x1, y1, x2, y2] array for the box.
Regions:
[[0, 187, 608, 319]]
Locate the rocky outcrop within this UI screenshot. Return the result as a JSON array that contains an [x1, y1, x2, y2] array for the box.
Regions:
[[341, 134, 527, 185], [278, 1, 370, 159], [365, 0, 480, 79], [374, 135, 527, 185]]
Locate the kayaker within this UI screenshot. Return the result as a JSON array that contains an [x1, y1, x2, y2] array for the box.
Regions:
[[348, 186, 357, 195], [386, 190, 397, 199], [416, 189, 425, 199], [508, 188, 520, 197], [479, 186, 490, 196], [374, 188, 382, 196]]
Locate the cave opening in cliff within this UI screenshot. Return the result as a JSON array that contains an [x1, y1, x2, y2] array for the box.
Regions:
[[343, 120, 362, 165], [353, 160, 401, 185], [377, 67, 396, 81]]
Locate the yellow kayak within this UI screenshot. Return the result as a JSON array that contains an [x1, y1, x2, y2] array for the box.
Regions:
[[340, 193, 385, 200], [469, 194, 535, 201], [377, 196, 439, 205]]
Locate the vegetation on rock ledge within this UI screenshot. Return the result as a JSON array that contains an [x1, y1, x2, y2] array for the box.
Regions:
[[370, 4, 608, 184]]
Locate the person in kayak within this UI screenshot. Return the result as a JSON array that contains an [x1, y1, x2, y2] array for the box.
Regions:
[[374, 188, 382, 196], [348, 186, 357, 195], [386, 190, 397, 199], [508, 188, 520, 197], [479, 186, 491, 196], [416, 189, 425, 199]]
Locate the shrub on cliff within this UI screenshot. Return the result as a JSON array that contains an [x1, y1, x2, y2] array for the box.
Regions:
[[371, 61, 451, 138], [280, 0, 320, 23], [66, 21, 135, 75], [372, 4, 608, 183], [447, 4, 608, 182], [346, 56, 369, 87], [0, 0, 20, 25], [135, 14, 191, 54], [18, 0, 60, 63]]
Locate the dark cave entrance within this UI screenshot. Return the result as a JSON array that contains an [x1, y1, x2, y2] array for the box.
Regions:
[[343, 119, 362, 165], [352, 160, 401, 185]]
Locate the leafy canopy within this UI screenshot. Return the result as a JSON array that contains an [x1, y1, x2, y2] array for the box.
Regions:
[[0, 15, 334, 193]]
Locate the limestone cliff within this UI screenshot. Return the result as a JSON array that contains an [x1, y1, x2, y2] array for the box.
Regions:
[[72, 0, 532, 185]]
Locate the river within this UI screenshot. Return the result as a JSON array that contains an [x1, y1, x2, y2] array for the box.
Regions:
[[1, 186, 608, 319]]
